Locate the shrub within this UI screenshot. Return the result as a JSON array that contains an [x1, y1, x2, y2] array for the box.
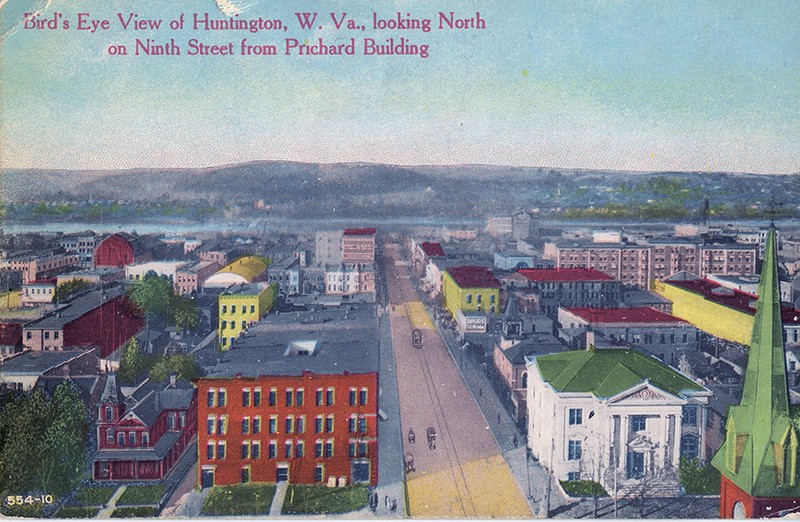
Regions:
[[679, 457, 720, 495], [73, 486, 118, 506], [110, 505, 159, 517], [560, 480, 608, 497], [58, 506, 101, 518]]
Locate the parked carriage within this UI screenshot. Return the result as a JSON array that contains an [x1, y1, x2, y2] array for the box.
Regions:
[[412, 328, 423, 349]]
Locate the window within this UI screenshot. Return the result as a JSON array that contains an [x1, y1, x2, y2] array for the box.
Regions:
[[680, 434, 699, 459], [316, 388, 324, 406], [285, 416, 294, 434], [253, 416, 261, 434], [325, 439, 334, 458], [250, 304, 255, 314], [296, 416, 305, 434], [326, 388, 335, 406], [26, 331, 32, 340], [105, 405, 114, 422], [315, 464, 324, 483], [241, 321, 246, 330], [568, 408, 583, 426], [241, 466, 251, 483], [268, 441, 277, 459], [207, 442, 215, 459], [254, 388, 261, 406], [252, 441, 260, 459], [315, 440, 324, 458], [242, 417, 250, 434], [349, 441, 356, 458], [242, 442, 250, 459], [207, 416, 216, 435], [242, 389, 251, 407], [682, 406, 698, 427], [315, 415, 323, 434], [296, 441, 305, 458], [218, 389, 227, 407], [349, 389, 357, 406], [358, 441, 368, 457], [631, 415, 647, 432], [567, 471, 580, 481], [466, 294, 472, 304], [325, 415, 334, 433], [358, 416, 367, 434], [45, 331, 50, 340], [217, 442, 226, 460], [230, 305, 236, 314], [286, 389, 294, 407], [142, 432, 149, 446], [207, 389, 216, 407], [222, 305, 227, 314], [296, 389, 304, 406], [269, 388, 277, 406], [269, 416, 278, 434], [284, 441, 293, 459], [168, 413, 176, 430], [359, 388, 368, 406], [349, 415, 357, 433], [477, 294, 482, 304], [568, 440, 582, 460], [218, 416, 227, 435], [106, 428, 114, 445], [179, 412, 186, 428]]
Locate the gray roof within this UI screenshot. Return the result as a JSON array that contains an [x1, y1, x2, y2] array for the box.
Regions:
[[207, 307, 379, 378], [101, 373, 122, 403], [94, 431, 180, 461], [499, 334, 566, 365], [25, 284, 128, 330], [0, 349, 93, 375]]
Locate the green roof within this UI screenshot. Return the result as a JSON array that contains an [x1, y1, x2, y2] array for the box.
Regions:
[[533, 348, 704, 398], [711, 226, 797, 498]]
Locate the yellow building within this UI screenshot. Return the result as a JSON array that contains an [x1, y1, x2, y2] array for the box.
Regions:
[[218, 282, 276, 349], [204, 255, 271, 289], [442, 266, 501, 319], [653, 278, 760, 346]]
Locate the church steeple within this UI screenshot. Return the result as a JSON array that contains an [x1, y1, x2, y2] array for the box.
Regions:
[[712, 225, 796, 501]]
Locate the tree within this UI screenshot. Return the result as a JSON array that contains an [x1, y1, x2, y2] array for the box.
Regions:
[[118, 337, 147, 384], [54, 278, 91, 302], [173, 297, 201, 334], [0, 383, 87, 498], [129, 272, 173, 346], [150, 354, 201, 383]]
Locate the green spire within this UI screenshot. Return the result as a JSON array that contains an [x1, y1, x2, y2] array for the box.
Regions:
[[712, 225, 795, 497]]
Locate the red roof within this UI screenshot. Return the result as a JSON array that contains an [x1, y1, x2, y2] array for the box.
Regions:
[[420, 242, 445, 257], [0, 322, 23, 346], [518, 268, 614, 282], [666, 279, 800, 325], [447, 266, 501, 289], [343, 228, 376, 236], [28, 278, 58, 285], [565, 307, 687, 325]]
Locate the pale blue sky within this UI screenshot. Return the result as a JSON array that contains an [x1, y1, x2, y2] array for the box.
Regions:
[[1, 0, 798, 173]]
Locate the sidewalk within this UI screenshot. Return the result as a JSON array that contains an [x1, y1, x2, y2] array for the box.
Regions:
[[95, 485, 126, 518], [433, 310, 567, 517], [269, 482, 289, 516]]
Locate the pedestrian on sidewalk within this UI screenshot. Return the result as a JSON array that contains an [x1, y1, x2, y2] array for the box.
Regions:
[[513, 434, 518, 447], [497, 413, 501, 424], [385, 495, 389, 509], [391, 498, 397, 513]]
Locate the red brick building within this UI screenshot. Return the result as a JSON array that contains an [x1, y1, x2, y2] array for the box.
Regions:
[[93, 374, 197, 481], [22, 284, 143, 357], [94, 233, 139, 268], [196, 308, 379, 488], [342, 228, 376, 264]]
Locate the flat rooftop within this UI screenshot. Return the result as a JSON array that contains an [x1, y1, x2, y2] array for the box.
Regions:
[[206, 306, 379, 378], [0, 349, 93, 374]]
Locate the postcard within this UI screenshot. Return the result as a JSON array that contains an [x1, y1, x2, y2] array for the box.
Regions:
[[0, 0, 799, 519]]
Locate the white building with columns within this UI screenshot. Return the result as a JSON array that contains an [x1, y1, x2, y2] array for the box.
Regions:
[[526, 348, 711, 495]]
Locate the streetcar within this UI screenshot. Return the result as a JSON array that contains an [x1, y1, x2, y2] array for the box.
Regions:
[[412, 328, 423, 349]]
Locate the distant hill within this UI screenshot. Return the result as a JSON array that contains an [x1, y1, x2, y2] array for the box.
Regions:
[[2, 162, 798, 220]]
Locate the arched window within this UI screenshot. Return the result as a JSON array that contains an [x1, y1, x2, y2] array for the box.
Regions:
[[521, 372, 528, 388], [732, 502, 746, 519], [680, 434, 698, 459]]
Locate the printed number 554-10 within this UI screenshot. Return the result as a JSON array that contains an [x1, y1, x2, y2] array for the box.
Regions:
[[6, 495, 54, 505]]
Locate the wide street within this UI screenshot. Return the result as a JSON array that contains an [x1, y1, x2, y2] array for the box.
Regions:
[[382, 242, 531, 518]]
